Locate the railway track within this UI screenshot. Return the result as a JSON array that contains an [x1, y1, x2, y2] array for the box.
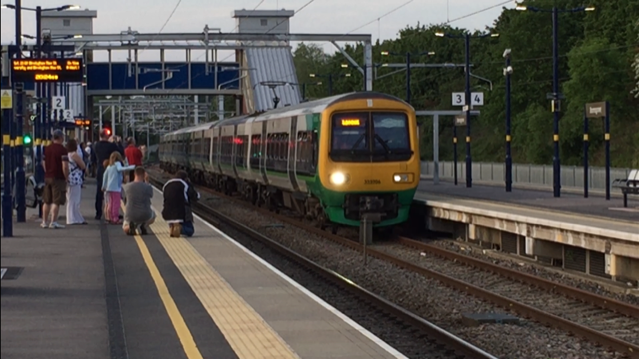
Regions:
[[149, 170, 639, 358], [384, 238, 639, 358], [148, 174, 499, 359]]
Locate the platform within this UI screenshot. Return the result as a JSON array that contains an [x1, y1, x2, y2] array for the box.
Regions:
[[412, 180, 639, 285], [1, 179, 407, 359], [417, 179, 639, 221]]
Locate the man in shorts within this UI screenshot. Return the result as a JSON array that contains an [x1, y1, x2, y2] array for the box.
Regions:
[[41, 130, 69, 229], [122, 166, 155, 235]]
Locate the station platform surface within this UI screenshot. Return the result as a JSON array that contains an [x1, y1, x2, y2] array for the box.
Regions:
[[417, 178, 639, 222], [1, 179, 406, 359]]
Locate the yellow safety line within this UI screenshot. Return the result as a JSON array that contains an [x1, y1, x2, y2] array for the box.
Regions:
[[147, 212, 300, 359], [122, 204, 203, 359]]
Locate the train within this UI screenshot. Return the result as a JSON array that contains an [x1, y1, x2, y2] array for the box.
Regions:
[[159, 92, 420, 230]]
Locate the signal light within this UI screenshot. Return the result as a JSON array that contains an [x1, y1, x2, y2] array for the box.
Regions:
[[24, 134, 32, 145], [103, 127, 112, 136]]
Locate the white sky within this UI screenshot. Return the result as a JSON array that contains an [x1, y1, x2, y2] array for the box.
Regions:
[[1, 0, 516, 62]]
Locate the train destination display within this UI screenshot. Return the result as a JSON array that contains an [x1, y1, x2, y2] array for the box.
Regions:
[[11, 58, 83, 82]]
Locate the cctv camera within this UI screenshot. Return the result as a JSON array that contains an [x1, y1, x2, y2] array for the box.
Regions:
[[503, 48, 511, 58]]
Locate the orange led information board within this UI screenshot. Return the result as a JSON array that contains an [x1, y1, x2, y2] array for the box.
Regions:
[[11, 58, 83, 82], [74, 119, 91, 126], [341, 119, 361, 126]]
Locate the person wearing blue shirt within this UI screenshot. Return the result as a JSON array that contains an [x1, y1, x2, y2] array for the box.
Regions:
[[102, 151, 135, 224]]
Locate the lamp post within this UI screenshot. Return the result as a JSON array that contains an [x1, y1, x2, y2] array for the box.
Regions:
[[436, 30, 499, 188], [503, 49, 513, 192], [516, 3, 595, 197], [309, 73, 351, 96], [298, 81, 322, 100], [380, 50, 435, 104]]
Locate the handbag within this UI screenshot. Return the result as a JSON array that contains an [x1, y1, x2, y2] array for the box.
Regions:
[[68, 161, 83, 186]]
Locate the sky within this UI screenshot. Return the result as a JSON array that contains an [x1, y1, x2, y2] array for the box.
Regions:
[[1, 0, 516, 62]]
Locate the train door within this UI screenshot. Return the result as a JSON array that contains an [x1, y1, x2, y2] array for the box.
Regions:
[[260, 121, 268, 184], [287, 116, 300, 192]]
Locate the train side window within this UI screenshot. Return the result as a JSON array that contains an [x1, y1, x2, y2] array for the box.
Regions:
[[205, 138, 211, 161], [250, 135, 261, 168], [212, 137, 219, 164], [265, 134, 271, 170], [221, 136, 232, 164]]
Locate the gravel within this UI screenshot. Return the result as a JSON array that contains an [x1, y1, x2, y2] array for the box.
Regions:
[[151, 170, 626, 359], [375, 243, 639, 346], [425, 238, 639, 306]]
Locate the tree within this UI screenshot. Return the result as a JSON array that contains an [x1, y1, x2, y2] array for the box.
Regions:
[[634, 19, 639, 98], [291, 1, 639, 167]]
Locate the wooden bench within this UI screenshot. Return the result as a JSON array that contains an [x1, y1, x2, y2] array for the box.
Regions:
[[612, 169, 639, 207]]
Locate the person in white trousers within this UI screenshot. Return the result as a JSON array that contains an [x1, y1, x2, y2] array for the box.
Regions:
[[66, 139, 87, 225]]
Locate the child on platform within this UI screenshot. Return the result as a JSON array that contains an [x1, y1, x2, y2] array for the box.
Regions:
[[102, 152, 135, 224]]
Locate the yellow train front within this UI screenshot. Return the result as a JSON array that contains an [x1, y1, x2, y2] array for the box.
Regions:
[[314, 92, 420, 227]]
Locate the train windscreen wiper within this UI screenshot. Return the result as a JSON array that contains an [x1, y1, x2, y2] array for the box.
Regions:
[[350, 133, 367, 150], [374, 134, 392, 155]]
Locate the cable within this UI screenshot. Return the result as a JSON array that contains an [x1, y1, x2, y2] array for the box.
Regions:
[[139, 0, 184, 55], [346, 0, 414, 35], [262, 0, 512, 84], [264, 0, 317, 35], [446, 0, 513, 24]]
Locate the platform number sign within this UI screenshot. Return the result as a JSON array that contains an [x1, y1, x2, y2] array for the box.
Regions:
[[52, 96, 65, 110], [64, 109, 73, 122], [452, 93, 464, 106], [452, 92, 484, 107]]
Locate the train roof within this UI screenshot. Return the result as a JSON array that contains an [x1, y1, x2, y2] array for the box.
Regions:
[[162, 91, 409, 137]]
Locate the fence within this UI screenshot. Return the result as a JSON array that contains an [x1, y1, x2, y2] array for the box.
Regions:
[[420, 161, 634, 192]]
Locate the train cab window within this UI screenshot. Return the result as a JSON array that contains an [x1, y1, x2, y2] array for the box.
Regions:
[[331, 113, 368, 152], [372, 112, 411, 161], [330, 112, 411, 162], [250, 135, 261, 168]]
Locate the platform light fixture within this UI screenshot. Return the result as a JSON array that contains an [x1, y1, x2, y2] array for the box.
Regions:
[[435, 29, 499, 188], [514, 2, 595, 198]]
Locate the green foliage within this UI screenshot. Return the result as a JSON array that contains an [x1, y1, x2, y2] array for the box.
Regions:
[[292, 0, 639, 167]]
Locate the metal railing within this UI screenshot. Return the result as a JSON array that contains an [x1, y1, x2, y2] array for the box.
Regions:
[[421, 161, 635, 192]]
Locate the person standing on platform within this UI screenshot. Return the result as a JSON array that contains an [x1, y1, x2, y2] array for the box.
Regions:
[[124, 137, 143, 183], [91, 130, 123, 220], [161, 170, 200, 237], [122, 166, 156, 235], [65, 139, 87, 225], [101, 152, 135, 225], [84, 142, 93, 177], [41, 130, 69, 229]]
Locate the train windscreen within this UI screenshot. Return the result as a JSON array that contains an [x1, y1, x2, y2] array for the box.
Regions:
[[330, 112, 412, 162]]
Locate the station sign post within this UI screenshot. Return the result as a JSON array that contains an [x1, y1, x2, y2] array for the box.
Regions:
[[584, 101, 611, 200]]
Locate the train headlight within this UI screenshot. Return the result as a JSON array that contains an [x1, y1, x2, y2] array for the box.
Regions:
[[393, 173, 413, 183], [330, 172, 348, 185]]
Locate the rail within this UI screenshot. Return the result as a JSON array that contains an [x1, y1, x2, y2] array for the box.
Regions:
[[150, 171, 639, 358], [148, 175, 498, 359]]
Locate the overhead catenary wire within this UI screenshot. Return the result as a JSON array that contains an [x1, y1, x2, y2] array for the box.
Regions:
[[262, 0, 515, 85], [139, 0, 184, 55]]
